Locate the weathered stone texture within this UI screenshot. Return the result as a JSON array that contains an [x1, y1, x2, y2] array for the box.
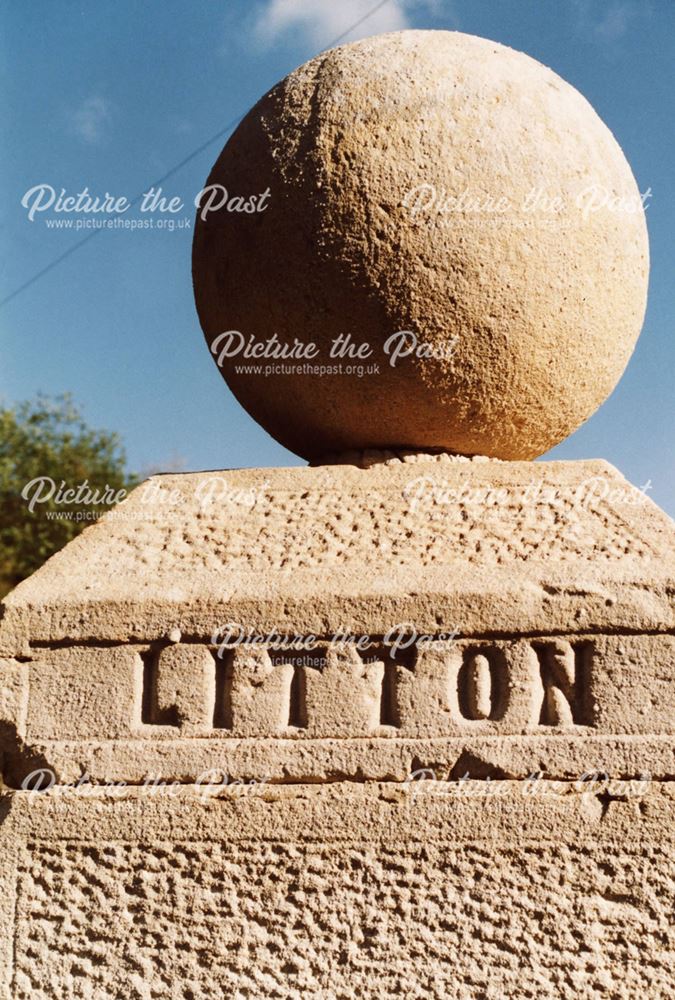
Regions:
[[152, 644, 215, 731], [1, 460, 673, 653], [2, 784, 673, 1000], [26, 647, 143, 742], [15, 841, 674, 999], [193, 32, 648, 461], [11, 633, 675, 765]]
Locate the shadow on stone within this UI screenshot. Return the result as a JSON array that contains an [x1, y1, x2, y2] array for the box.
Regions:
[[449, 751, 512, 781], [0, 719, 57, 790]]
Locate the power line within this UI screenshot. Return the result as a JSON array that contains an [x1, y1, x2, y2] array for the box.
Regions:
[[323, 0, 395, 49], [0, 0, 394, 310], [0, 112, 244, 309]]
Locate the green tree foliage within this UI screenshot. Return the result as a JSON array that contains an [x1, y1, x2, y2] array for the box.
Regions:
[[0, 395, 137, 597]]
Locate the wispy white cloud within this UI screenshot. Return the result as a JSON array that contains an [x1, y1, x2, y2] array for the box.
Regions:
[[69, 96, 112, 145], [594, 3, 637, 41], [253, 0, 446, 50], [573, 1, 650, 44]]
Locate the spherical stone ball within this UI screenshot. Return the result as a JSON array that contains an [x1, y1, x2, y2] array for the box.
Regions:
[[192, 30, 649, 461]]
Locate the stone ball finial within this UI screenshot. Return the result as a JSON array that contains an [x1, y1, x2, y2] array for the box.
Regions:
[[192, 30, 648, 461]]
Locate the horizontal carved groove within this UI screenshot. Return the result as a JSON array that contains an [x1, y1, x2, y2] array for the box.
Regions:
[[25, 624, 675, 655]]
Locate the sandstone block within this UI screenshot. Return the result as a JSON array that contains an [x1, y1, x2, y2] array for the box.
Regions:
[[0, 659, 27, 742], [226, 647, 294, 736], [1, 460, 673, 650], [0, 783, 673, 999], [149, 643, 215, 730], [26, 647, 143, 742], [303, 644, 384, 736]]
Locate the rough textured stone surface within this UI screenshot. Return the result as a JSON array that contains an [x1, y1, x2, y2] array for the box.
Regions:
[[153, 644, 216, 731], [26, 647, 142, 742], [3, 630, 674, 786], [1, 459, 673, 655], [1, 784, 674, 1000], [192, 31, 649, 460], [1, 457, 673, 997]]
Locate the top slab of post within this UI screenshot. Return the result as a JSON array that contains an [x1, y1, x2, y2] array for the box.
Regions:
[[1, 457, 673, 656]]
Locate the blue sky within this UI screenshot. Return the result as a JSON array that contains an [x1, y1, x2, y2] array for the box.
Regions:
[[1, 1, 673, 512]]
